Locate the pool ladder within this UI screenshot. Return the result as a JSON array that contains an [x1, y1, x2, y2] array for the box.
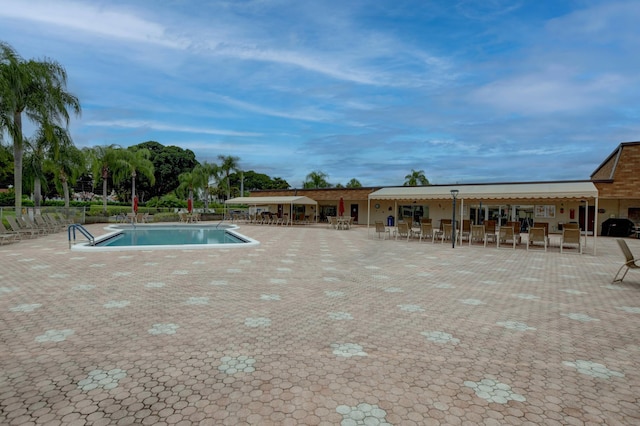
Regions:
[[68, 224, 95, 248]]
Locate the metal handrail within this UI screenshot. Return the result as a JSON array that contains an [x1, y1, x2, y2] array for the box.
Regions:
[[68, 224, 95, 248]]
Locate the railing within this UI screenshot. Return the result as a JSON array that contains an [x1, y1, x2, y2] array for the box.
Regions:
[[68, 224, 95, 248]]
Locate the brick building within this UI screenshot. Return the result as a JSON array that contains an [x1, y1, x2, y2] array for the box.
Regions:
[[245, 141, 640, 235], [591, 141, 640, 225]]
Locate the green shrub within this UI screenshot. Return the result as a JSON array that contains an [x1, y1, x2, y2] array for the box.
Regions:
[[151, 212, 180, 222]]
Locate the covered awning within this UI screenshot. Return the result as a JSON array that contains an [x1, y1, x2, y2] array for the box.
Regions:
[[368, 181, 598, 201], [367, 181, 599, 254], [225, 196, 318, 224], [225, 196, 318, 205]]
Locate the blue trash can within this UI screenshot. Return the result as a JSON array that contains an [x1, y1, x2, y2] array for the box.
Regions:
[[387, 216, 394, 226]]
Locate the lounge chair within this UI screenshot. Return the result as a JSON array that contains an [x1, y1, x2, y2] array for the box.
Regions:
[[6, 216, 39, 239], [374, 221, 390, 240], [613, 239, 640, 283], [19, 216, 48, 235], [0, 221, 20, 244], [394, 222, 411, 241], [527, 227, 547, 251], [42, 214, 66, 232], [44, 213, 67, 231], [497, 225, 517, 249], [560, 228, 582, 254]]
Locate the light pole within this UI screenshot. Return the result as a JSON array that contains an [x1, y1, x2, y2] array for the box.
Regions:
[[451, 189, 459, 248]]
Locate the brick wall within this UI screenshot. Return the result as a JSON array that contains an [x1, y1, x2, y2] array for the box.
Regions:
[[596, 144, 640, 198], [252, 187, 380, 202]]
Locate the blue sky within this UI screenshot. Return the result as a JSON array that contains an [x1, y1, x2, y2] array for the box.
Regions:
[[1, 0, 639, 188]]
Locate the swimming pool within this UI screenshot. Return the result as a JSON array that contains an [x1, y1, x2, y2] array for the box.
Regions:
[[70, 224, 259, 251]]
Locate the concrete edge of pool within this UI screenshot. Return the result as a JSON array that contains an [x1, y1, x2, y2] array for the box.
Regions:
[[70, 223, 260, 252]]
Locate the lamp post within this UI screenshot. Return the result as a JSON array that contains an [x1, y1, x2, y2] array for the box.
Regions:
[[451, 189, 459, 248]]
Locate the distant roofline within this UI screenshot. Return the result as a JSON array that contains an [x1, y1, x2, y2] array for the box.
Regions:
[[251, 179, 593, 192], [590, 141, 640, 179]]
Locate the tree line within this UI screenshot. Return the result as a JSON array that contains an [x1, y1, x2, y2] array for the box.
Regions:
[[2, 40, 430, 212], [0, 41, 289, 212]]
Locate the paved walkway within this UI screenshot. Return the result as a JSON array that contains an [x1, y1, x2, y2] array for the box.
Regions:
[[1, 223, 639, 425]]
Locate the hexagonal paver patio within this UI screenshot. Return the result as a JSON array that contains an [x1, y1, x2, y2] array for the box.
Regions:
[[1, 223, 639, 425]]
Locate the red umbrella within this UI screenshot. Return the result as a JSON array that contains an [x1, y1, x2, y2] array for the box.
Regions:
[[338, 197, 345, 217], [187, 198, 193, 213], [133, 196, 138, 213]]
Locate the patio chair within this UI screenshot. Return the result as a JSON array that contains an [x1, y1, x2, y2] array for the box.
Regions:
[[374, 221, 390, 240], [484, 220, 497, 246], [507, 221, 522, 244], [612, 239, 640, 283], [497, 225, 517, 249], [469, 225, 486, 246], [534, 222, 549, 238], [527, 227, 547, 251], [459, 219, 471, 243], [560, 228, 582, 254], [418, 222, 435, 243], [394, 222, 411, 241], [440, 223, 453, 244], [328, 216, 338, 229]]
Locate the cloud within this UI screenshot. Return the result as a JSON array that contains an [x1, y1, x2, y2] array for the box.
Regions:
[[0, 0, 189, 49], [469, 70, 627, 115], [85, 119, 261, 137]]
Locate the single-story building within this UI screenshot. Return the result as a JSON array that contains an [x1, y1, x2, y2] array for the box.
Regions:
[[248, 141, 640, 239]]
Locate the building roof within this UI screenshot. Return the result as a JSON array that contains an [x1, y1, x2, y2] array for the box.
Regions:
[[225, 196, 318, 205], [591, 141, 640, 180], [368, 181, 598, 201]]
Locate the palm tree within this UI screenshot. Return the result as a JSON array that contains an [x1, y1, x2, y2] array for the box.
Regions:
[[0, 41, 81, 210], [48, 139, 85, 209], [193, 162, 219, 212], [23, 124, 70, 208], [177, 170, 198, 210], [112, 148, 155, 213], [303, 170, 331, 188], [218, 155, 239, 200], [23, 134, 49, 209], [404, 169, 429, 186], [85, 144, 124, 214]]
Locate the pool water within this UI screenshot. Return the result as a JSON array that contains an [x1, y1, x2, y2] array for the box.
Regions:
[[97, 228, 246, 246], [71, 224, 259, 251]]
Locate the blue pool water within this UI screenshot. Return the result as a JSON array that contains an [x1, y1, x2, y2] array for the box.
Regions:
[[97, 227, 245, 246], [71, 224, 259, 251]]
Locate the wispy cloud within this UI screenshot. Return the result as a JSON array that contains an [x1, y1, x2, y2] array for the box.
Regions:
[[0, 0, 189, 49], [1, 0, 635, 186], [85, 119, 261, 137]]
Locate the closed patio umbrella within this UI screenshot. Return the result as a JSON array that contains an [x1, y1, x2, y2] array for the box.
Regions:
[[338, 197, 345, 217]]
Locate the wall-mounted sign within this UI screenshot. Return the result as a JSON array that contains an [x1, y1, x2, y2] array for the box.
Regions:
[[534, 205, 556, 218]]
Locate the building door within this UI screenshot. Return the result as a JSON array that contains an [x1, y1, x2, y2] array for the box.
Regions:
[[350, 204, 358, 223], [579, 205, 596, 233]]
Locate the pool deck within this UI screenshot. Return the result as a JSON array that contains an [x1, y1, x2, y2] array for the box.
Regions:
[[1, 223, 639, 425]]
